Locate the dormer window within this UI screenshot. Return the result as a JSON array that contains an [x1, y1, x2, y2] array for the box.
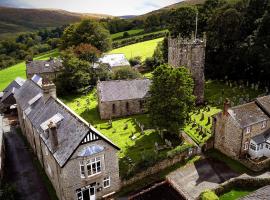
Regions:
[[246, 126, 251, 134], [262, 121, 267, 129]]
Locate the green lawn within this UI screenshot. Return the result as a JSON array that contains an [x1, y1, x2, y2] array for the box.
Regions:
[[111, 29, 144, 40], [110, 37, 164, 61], [0, 50, 59, 91], [219, 189, 254, 200]]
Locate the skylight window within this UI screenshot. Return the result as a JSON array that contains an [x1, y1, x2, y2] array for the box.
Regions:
[[28, 93, 42, 105], [40, 113, 64, 131]]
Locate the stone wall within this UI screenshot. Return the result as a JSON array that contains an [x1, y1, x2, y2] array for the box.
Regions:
[[99, 98, 147, 120], [122, 146, 199, 187], [61, 139, 120, 200], [168, 37, 206, 104], [213, 112, 243, 159]]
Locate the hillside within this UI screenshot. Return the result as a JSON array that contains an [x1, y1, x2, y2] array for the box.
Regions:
[[136, 0, 206, 19], [0, 7, 112, 38]]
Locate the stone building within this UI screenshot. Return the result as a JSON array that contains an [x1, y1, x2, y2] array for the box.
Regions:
[[213, 96, 270, 162], [96, 54, 130, 70], [0, 77, 25, 111], [26, 58, 63, 81], [168, 36, 206, 104], [14, 79, 121, 200], [97, 79, 151, 120]]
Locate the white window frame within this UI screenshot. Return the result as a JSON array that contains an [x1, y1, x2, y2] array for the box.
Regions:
[[246, 126, 251, 134], [80, 161, 85, 178], [244, 142, 249, 150], [86, 157, 101, 177], [262, 121, 267, 129], [103, 176, 110, 188]]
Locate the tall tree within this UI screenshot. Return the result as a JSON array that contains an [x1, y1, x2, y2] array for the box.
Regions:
[[61, 19, 112, 52], [148, 65, 195, 134], [168, 6, 198, 38]]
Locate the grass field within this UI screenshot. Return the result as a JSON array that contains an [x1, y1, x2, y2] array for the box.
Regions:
[[111, 29, 144, 40], [0, 50, 59, 91], [110, 37, 164, 61]]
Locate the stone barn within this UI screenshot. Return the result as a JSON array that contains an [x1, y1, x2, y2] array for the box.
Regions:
[[97, 79, 151, 120], [168, 36, 206, 104], [26, 58, 63, 81]]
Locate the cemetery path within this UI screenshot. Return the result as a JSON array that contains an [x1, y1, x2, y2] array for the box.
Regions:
[[4, 116, 51, 200]]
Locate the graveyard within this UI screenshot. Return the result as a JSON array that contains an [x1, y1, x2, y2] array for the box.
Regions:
[[61, 79, 264, 178]]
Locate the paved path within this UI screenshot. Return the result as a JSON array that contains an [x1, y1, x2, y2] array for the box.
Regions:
[[4, 116, 51, 200], [167, 158, 239, 200]]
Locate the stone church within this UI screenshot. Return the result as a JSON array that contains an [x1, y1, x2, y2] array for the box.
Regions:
[[168, 35, 206, 104]]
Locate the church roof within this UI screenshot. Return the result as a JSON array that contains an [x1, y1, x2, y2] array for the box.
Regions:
[[239, 185, 270, 200], [97, 79, 151, 102]]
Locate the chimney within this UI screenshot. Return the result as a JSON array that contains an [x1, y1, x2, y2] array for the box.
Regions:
[[48, 121, 58, 152], [223, 98, 231, 116], [42, 79, 56, 102]]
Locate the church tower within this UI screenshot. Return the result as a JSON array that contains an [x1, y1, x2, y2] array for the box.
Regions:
[[168, 34, 206, 104]]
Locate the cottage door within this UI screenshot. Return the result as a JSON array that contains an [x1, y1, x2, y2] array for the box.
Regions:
[[89, 187, 95, 200], [82, 188, 90, 200]]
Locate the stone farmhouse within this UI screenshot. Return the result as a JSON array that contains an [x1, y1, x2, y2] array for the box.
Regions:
[[213, 96, 270, 165], [26, 58, 63, 81], [95, 53, 130, 70], [0, 77, 25, 111], [13, 79, 121, 200], [168, 36, 206, 104], [97, 79, 151, 119]]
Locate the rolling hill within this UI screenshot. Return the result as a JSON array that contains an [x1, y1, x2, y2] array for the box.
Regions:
[[0, 6, 112, 38]]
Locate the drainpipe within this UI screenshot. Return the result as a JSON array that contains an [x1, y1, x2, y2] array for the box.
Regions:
[[239, 128, 244, 159]]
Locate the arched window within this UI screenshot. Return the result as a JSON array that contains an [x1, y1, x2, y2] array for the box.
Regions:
[[112, 104, 116, 114], [126, 102, 129, 112]]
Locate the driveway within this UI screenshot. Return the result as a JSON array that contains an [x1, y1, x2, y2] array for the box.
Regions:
[[4, 116, 51, 200], [166, 158, 239, 200]]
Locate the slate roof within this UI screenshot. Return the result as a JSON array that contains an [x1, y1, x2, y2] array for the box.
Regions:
[[239, 185, 270, 200], [3, 77, 25, 92], [98, 53, 130, 68], [256, 96, 270, 116], [97, 79, 151, 102], [14, 79, 120, 167], [227, 102, 269, 128], [26, 58, 63, 75], [1, 77, 25, 105], [251, 129, 270, 144]]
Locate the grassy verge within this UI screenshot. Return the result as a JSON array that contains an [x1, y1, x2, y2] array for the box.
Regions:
[[219, 189, 255, 200], [0, 49, 59, 91], [117, 155, 200, 197], [109, 38, 163, 61], [206, 149, 252, 174], [16, 128, 58, 200]]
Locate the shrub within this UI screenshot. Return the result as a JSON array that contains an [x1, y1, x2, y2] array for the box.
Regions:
[[201, 190, 219, 200], [112, 66, 142, 80], [167, 143, 193, 158], [129, 56, 142, 66]]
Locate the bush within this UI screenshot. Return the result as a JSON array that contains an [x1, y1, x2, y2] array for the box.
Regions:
[[201, 190, 219, 200], [129, 56, 141, 66], [112, 66, 142, 80], [123, 31, 129, 38], [167, 143, 193, 158]]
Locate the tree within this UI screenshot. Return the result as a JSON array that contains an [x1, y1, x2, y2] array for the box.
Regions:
[[61, 19, 112, 52], [148, 65, 195, 134], [56, 50, 93, 94], [168, 7, 198, 38], [73, 43, 101, 62], [112, 66, 142, 80]]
